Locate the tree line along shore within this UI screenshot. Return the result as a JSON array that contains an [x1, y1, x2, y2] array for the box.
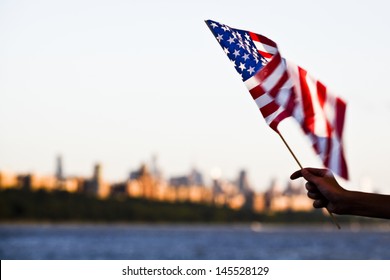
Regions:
[[0, 188, 380, 225]]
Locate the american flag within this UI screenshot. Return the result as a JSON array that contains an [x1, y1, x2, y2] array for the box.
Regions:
[[206, 19, 348, 180]]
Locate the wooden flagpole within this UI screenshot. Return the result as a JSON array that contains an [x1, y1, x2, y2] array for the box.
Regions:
[[278, 131, 341, 229]]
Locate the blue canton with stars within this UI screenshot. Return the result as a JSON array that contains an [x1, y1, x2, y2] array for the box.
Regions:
[[206, 20, 268, 82]]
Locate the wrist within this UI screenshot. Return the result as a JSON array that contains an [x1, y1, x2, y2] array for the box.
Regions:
[[331, 189, 354, 215]]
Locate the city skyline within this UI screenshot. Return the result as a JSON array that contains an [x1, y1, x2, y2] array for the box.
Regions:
[[0, 154, 293, 191], [0, 153, 313, 214], [1, 0, 390, 193]]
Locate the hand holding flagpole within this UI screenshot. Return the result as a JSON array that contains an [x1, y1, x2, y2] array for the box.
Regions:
[[277, 132, 341, 229]]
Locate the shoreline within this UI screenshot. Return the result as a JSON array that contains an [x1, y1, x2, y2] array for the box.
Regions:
[[1, 220, 390, 232]]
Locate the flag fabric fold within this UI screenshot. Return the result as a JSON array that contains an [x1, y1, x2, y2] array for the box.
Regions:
[[205, 19, 348, 180]]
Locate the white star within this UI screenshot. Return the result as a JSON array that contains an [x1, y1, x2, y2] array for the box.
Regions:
[[233, 49, 240, 57], [238, 62, 246, 71], [221, 25, 230, 31], [224, 47, 230, 55], [242, 53, 250, 61], [245, 33, 250, 40], [238, 41, 245, 49], [227, 37, 235, 44], [216, 34, 223, 42], [247, 66, 255, 75], [210, 22, 218, 29], [236, 32, 242, 39], [230, 59, 236, 67], [232, 32, 237, 39]]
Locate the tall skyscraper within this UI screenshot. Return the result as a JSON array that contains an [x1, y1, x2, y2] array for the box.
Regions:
[[237, 170, 252, 193], [93, 163, 102, 183], [55, 155, 64, 180], [150, 154, 163, 181], [84, 162, 109, 198]]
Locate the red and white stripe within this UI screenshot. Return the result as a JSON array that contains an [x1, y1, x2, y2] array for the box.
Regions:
[[244, 33, 295, 131], [287, 62, 348, 179], [243, 32, 348, 179]]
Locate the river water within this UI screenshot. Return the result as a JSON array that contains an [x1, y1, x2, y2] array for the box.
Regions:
[[1, 223, 389, 259]]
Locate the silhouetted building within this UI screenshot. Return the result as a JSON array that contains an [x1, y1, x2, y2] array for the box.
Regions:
[[170, 168, 204, 187], [189, 168, 204, 186], [237, 169, 251, 193], [150, 154, 163, 182], [252, 193, 266, 213], [264, 179, 312, 212], [236, 170, 255, 210], [110, 182, 129, 197], [17, 174, 32, 190], [170, 176, 190, 187], [93, 164, 102, 182], [56, 155, 64, 181], [264, 178, 282, 211], [211, 178, 246, 209], [128, 164, 156, 199], [129, 163, 148, 180], [15, 173, 56, 191], [84, 163, 110, 198]]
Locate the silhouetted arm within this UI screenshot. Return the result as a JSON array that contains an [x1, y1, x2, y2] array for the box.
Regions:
[[290, 168, 390, 219]]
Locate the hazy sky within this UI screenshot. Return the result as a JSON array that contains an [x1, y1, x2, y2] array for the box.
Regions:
[[1, 0, 390, 192]]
